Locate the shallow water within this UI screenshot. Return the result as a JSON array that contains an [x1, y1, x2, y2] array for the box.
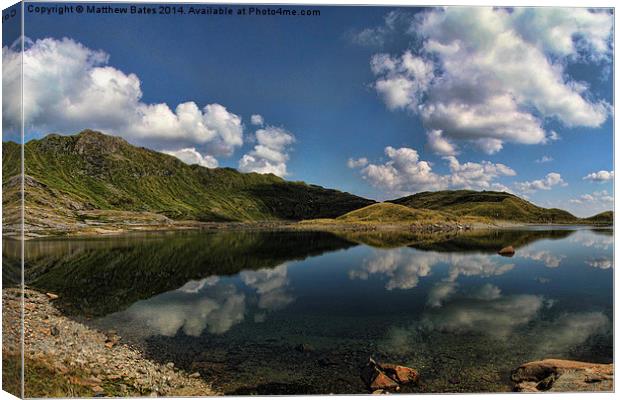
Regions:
[[14, 227, 614, 394]]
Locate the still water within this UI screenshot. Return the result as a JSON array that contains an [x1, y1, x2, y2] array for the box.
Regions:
[[16, 227, 614, 394]]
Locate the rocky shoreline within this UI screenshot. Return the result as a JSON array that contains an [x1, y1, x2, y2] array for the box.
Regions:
[[2, 288, 218, 397]]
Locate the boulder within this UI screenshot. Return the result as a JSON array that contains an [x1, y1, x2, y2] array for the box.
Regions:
[[361, 357, 419, 392], [498, 245, 515, 256], [380, 363, 419, 385], [512, 359, 613, 392]]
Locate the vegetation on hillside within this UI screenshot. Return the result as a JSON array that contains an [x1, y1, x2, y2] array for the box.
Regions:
[[389, 190, 586, 224], [2, 130, 374, 230]]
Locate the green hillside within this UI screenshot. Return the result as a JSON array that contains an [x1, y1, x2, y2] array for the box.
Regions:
[[2, 130, 374, 229], [389, 190, 581, 224], [583, 211, 614, 225], [336, 202, 456, 224]]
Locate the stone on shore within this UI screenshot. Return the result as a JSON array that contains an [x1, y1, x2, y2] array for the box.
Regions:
[[512, 359, 613, 392]]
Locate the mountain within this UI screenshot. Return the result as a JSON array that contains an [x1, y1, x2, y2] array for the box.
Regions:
[[389, 190, 583, 224], [582, 211, 614, 225], [2, 130, 374, 233]]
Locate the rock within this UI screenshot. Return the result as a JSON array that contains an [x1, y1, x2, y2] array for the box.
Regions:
[[189, 372, 201, 378], [512, 359, 613, 392], [498, 245, 515, 256], [372, 389, 389, 395], [45, 292, 59, 300], [380, 363, 419, 385], [91, 385, 104, 393], [360, 358, 400, 391], [166, 362, 175, 369], [50, 326, 60, 336]]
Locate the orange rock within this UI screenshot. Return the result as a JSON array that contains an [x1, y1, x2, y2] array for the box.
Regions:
[[369, 371, 400, 391], [380, 364, 419, 384]]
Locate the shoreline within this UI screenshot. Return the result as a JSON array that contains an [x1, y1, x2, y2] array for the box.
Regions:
[[3, 218, 612, 240], [2, 288, 219, 397]]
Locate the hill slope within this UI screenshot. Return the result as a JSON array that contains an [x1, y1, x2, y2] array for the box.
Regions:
[[389, 190, 581, 224], [2, 130, 374, 233], [336, 202, 456, 224], [582, 211, 614, 225]]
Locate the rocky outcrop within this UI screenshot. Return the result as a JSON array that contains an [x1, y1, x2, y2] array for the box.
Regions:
[[512, 359, 613, 392], [360, 357, 419, 392]]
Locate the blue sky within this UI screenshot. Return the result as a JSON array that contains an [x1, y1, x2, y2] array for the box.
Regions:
[[2, 4, 614, 216]]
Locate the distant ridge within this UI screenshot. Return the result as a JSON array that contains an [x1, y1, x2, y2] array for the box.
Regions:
[[389, 190, 610, 224]]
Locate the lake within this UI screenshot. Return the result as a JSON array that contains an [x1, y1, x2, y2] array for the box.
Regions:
[[12, 227, 614, 394]]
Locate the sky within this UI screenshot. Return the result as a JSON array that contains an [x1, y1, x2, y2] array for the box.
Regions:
[[1, 3, 614, 217]]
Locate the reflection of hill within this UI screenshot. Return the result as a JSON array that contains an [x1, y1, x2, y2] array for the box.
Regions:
[[333, 228, 577, 252], [10, 231, 355, 317], [410, 229, 576, 253]]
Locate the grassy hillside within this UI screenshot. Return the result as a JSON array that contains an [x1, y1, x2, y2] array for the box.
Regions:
[[389, 190, 582, 224], [2, 130, 374, 231], [583, 211, 614, 225], [335, 202, 457, 224]]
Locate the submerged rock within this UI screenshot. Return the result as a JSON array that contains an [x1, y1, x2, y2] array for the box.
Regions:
[[498, 245, 515, 256], [512, 359, 613, 392], [380, 363, 419, 385], [360, 357, 419, 392]]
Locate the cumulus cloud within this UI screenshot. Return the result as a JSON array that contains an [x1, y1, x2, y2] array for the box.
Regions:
[[421, 293, 545, 338], [349, 10, 410, 47], [238, 125, 295, 177], [162, 148, 218, 168], [514, 172, 566, 193], [368, 8, 612, 153], [2, 37, 244, 157], [351, 146, 515, 195], [347, 157, 369, 169], [583, 170, 614, 182], [240, 264, 295, 311], [585, 258, 612, 269], [350, 250, 513, 291], [520, 250, 565, 268], [250, 114, 264, 126], [426, 129, 457, 156], [535, 156, 553, 163], [427, 281, 458, 307], [569, 190, 613, 205], [115, 282, 247, 337]]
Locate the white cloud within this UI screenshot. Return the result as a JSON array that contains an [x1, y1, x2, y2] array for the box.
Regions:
[[162, 148, 218, 168], [369, 8, 612, 153], [569, 190, 613, 205], [238, 125, 295, 177], [2, 37, 244, 156], [351, 146, 515, 195], [240, 264, 295, 311], [347, 157, 369, 169], [585, 258, 612, 269], [583, 170, 614, 182], [426, 129, 457, 156], [349, 10, 409, 47], [535, 156, 553, 163], [250, 114, 264, 126], [514, 172, 566, 193], [520, 250, 565, 268]]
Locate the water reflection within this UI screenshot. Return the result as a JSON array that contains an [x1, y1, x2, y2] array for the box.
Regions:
[[5, 227, 613, 393]]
